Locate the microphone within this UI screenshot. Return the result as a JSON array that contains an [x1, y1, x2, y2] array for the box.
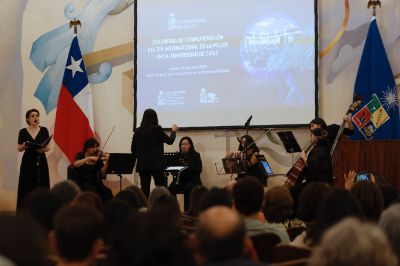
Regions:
[[245, 115, 252, 127]]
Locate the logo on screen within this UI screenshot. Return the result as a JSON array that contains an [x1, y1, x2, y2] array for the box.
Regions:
[[167, 13, 207, 31]]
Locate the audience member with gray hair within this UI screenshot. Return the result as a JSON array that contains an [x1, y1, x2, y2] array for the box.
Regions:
[[309, 218, 397, 266], [51, 180, 81, 205], [379, 203, 400, 260]]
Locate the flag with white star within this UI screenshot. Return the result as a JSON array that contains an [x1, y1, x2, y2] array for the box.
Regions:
[[351, 18, 399, 140], [54, 36, 94, 163]]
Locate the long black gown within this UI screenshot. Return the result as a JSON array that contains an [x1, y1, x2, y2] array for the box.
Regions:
[[17, 127, 50, 209]]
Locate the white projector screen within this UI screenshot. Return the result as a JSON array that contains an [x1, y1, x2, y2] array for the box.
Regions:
[[135, 0, 318, 129]]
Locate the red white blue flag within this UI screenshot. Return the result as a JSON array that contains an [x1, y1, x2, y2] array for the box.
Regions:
[[54, 36, 94, 163]]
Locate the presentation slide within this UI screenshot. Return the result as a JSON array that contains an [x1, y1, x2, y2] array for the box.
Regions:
[[135, 0, 317, 128]]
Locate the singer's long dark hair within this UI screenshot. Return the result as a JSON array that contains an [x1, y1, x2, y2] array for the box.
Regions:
[[140, 108, 159, 128], [238, 135, 259, 152]]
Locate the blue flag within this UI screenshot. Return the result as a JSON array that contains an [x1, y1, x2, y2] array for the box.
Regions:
[[351, 18, 399, 140]]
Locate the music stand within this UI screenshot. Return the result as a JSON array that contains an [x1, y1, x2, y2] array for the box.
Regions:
[[277, 131, 302, 153], [164, 152, 188, 185], [107, 153, 134, 191]]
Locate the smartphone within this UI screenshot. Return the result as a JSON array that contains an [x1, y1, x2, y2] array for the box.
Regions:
[[355, 172, 371, 182]]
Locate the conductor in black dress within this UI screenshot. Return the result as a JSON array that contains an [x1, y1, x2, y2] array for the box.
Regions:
[[168, 136, 202, 211], [131, 109, 179, 198], [17, 109, 50, 210]]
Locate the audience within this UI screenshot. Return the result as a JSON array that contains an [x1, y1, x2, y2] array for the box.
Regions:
[[378, 183, 399, 209], [351, 180, 384, 221], [114, 189, 141, 210], [147, 186, 171, 210], [199, 187, 233, 212], [50, 205, 103, 266], [50, 180, 81, 206], [72, 191, 103, 212], [124, 185, 148, 209], [309, 218, 397, 266], [297, 182, 330, 223], [196, 206, 260, 265], [186, 185, 208, 217], [232, 177, 290, 243], [147, 193, 182, 228], [379, 203, 400, 261]]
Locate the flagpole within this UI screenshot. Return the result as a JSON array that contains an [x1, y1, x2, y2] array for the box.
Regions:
[[367, 0, 381, 17], [69, 18, 81, 35]]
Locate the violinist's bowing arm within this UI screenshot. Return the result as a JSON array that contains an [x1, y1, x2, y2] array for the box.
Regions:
[[73, 156, 99, 167]]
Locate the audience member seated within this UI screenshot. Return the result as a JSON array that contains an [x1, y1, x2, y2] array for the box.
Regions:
[[195, 206, 260, 265], [250, 233, 281, 263], [72, 191, 104, 212], [378, 183, 399, 209], [124, 185, 148, 209], [114, 189, 141, 211], [297, 182, 330, 223], [299, 188, 364, 247], [309, 218, 397, 266], [379, 203, 400, 261], [199, 187, 233, 213], [50, 180, 81, 206], [181, 185, 208, 232], [50, 205, 103, 266], [21, 188, 62, 234], [107, 212, 194, 266], [147, 186, 171, 210], [233, 177, 290, 243], [103, 199, 135, 246], [0, 215, 46, 266], [350, 180, 384, 221], [263, 186, 306, 230], [148, 194, 182, 228]]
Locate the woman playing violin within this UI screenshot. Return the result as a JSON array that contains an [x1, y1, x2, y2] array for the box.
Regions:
[[73, 138, 113, 202], [229, 135, 266, 184]]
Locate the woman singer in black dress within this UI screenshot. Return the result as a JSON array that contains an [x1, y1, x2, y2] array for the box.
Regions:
[[73, 138, 113, 202], [17, 109, 50, 210], [131, 108, 178, 198], [168, 136, 202, 211]]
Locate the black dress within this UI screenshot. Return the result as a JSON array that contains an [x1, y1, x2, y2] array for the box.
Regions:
[[74, 152, 113, 202], [17, 127, 50, 209], [168, 151, 202, 211], [131, 125, 176, 198]]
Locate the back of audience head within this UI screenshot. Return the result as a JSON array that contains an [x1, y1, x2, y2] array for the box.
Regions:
[[0, 215, 45, 266], [148, 194, 181, 227], [108, 212, 194, 266], [103, 199, 135, 246], [52, 205, 103, 263], [379, 203, 400, 260], [232, 176, 263, 216], [378, 183, 399, 209], [196, 206, 246, 263], [199, 187, 232, 213], [73, 191, 103, 212], [298, 182, 330, 222], [115, 189, 140, 210], [263, 186, 293, 223], [147, 186, 171, 210], [187, 185, 208, 217], [309, 218, 397, 266], [124, 185, 147, 208], [351, 180, 384, 221], [51, 180, 81, 206], [21, 188, 62, 233], [308, 187, 364, 246]]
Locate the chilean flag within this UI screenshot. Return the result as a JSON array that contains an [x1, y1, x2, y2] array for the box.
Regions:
[[54, 36, 94, 163]]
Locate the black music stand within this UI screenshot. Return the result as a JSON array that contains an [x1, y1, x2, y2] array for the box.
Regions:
[[164, 152, 188, 185], [107, 153, 134, 191], [277, 131, 302, 153], [222, 158, 245, 175]]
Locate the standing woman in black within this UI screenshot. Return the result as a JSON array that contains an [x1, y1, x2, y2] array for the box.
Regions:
[[168, 136, 202, 211], [17, 109, 50, 210], [131, 109, 178, 198]]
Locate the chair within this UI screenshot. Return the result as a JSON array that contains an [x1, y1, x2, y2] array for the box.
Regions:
[[250, 233, 281, 262], [267, 244, 312, 264]]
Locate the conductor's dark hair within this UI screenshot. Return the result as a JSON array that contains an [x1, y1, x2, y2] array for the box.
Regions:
[[25, 108, 40, 125], [83, 138, 99, 152], [140, 108, 159, 128]]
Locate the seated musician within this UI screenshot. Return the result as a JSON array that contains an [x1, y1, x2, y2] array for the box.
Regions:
[[228, 135, 266, 185], [73, 138, 113, 202], [168, 136, 202, 212]]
